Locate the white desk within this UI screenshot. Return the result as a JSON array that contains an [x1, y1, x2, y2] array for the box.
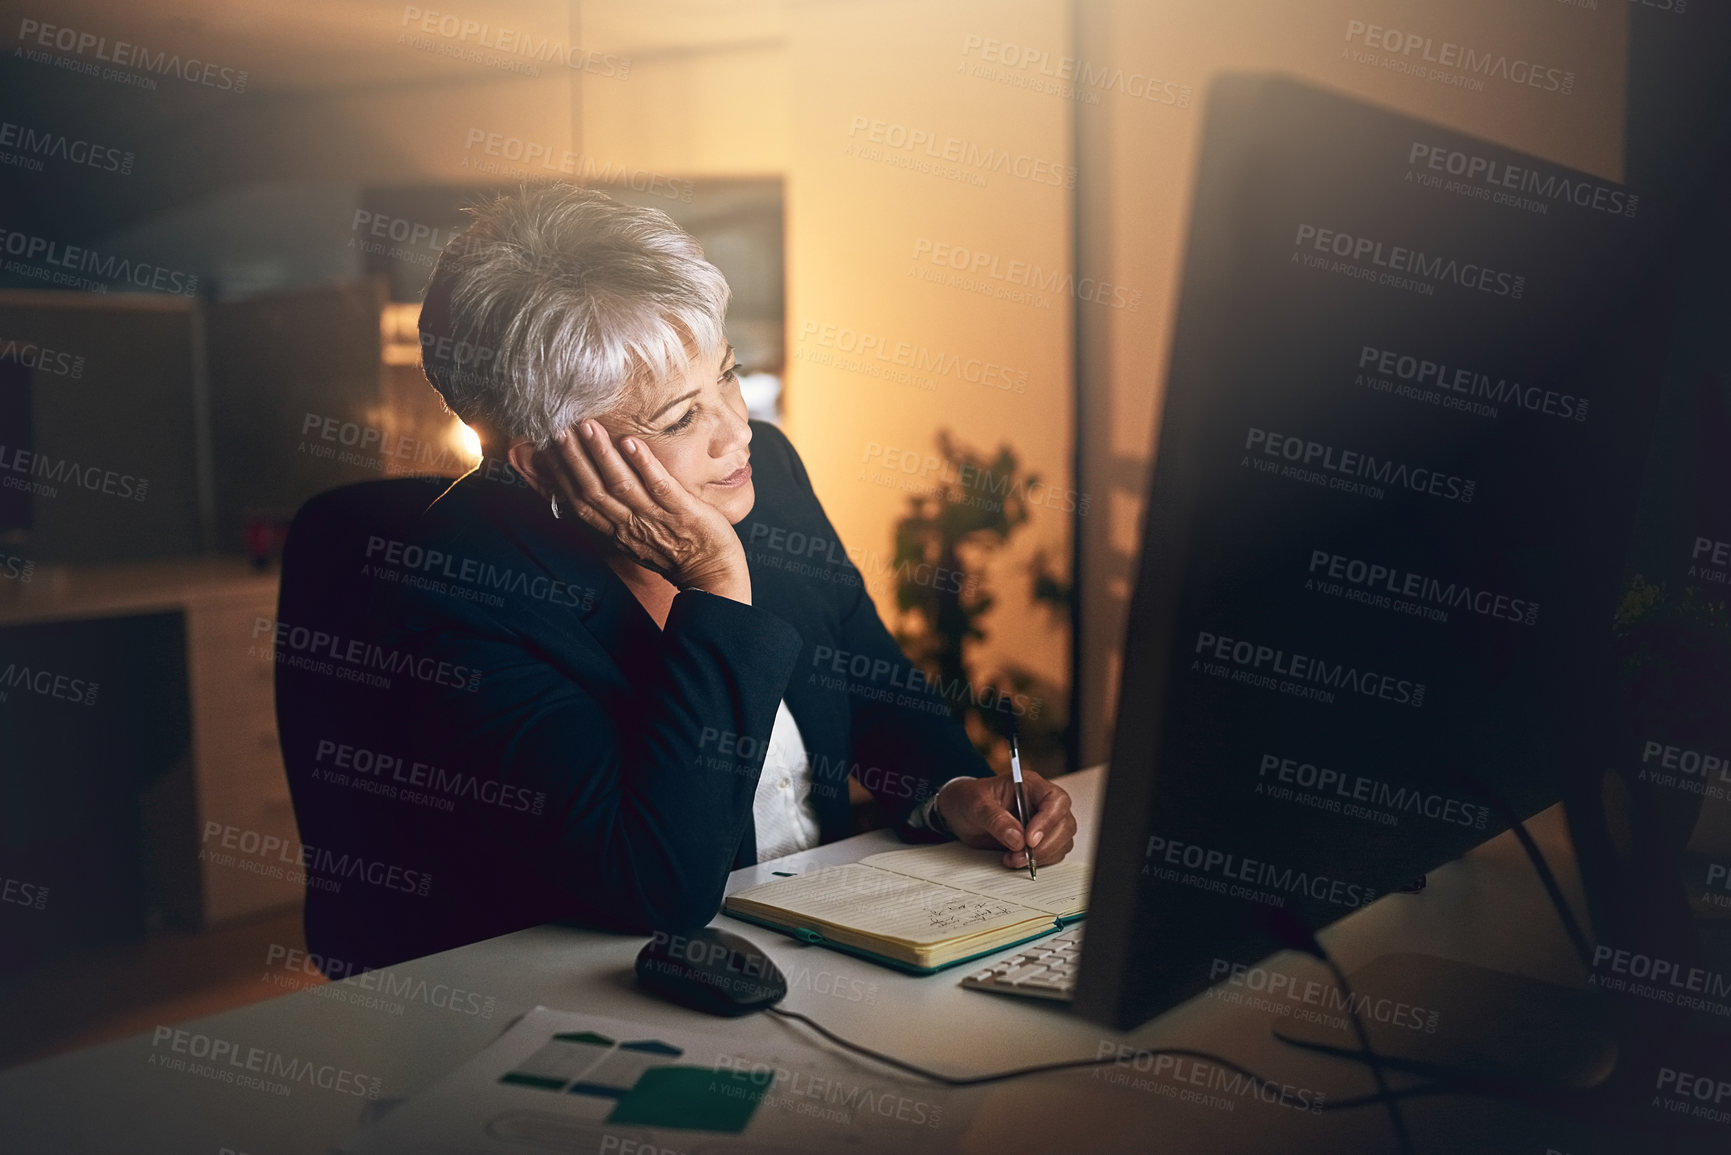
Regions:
[[0, 765, 1607, 1154]]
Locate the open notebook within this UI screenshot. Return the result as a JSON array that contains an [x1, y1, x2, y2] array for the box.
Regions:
[[722, 841, 1089, 974]]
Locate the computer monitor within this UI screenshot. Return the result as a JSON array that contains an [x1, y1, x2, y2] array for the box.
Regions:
[[1073, 75, 1669, 1033]]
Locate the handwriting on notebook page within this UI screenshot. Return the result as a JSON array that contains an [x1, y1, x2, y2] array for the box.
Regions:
[[858, 846, 1090, 915], [919, 895, 1020, 931]]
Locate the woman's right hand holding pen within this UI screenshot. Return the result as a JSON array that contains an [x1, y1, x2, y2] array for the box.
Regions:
[[935, 772, 1077, 871]]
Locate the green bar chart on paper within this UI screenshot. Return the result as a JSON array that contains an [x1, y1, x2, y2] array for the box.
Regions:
[[497, 1029, 766, 1133]]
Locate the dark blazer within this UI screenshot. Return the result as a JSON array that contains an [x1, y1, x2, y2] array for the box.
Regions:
[[275, 421, 993, 972]]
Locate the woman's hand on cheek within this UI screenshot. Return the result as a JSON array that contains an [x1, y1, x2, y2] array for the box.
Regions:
[[539, 421, 752, 603], [935, 772, 1077, 869]]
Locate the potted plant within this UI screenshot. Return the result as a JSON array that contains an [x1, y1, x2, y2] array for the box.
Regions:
[[881, 429, 1073, 773]]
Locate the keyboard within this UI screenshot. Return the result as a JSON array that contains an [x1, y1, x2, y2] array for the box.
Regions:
[[958, 925, 1083, 1002]]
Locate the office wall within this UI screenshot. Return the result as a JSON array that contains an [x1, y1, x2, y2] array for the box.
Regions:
[[578, 8, 788, 177], [1071, 0, 1632, 763], [783, 0, 1073, 747]]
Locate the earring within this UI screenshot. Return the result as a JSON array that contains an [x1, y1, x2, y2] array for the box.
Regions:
[[550, 494, 562, 520]]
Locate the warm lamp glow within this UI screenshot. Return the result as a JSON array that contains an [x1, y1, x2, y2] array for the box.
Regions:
[[451, 419, 483, 461]]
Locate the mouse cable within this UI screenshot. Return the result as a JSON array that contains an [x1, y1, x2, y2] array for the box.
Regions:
[[1445, 766, 1595, 972], [1257, 907, 1413, 1155], [767, 1003, 1290, 1093], [1310, 950, 1411, 1153]]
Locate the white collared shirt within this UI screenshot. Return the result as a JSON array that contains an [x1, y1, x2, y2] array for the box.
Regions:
[[752, 700, 824, 862], [751, 700, 964, 863]]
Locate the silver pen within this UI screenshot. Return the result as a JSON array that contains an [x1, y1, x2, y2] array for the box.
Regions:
[[1010, 735, 1036, 879]]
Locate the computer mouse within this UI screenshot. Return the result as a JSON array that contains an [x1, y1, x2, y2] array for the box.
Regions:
[[634, 926, 787, 1017]]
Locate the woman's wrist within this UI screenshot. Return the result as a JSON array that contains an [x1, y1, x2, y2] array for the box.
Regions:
[[685, 571, 752, 605], [930, 777, 967, 837], [679, 545, 752, 605]]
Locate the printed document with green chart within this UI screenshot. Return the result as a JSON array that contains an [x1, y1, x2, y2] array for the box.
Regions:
[[337, 1007, 975, 1154]]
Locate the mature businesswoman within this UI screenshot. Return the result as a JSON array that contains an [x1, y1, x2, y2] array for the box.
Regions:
[[280, 182, 1074, 972]]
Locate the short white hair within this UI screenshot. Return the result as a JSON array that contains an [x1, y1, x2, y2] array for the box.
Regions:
[[418, 182, 730, 448]]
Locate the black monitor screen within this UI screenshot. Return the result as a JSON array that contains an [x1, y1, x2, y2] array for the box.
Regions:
[[1076, 75, 1667, 1032]]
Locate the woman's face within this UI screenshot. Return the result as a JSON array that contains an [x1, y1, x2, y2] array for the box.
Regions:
[[597, 343, 755, 524]]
